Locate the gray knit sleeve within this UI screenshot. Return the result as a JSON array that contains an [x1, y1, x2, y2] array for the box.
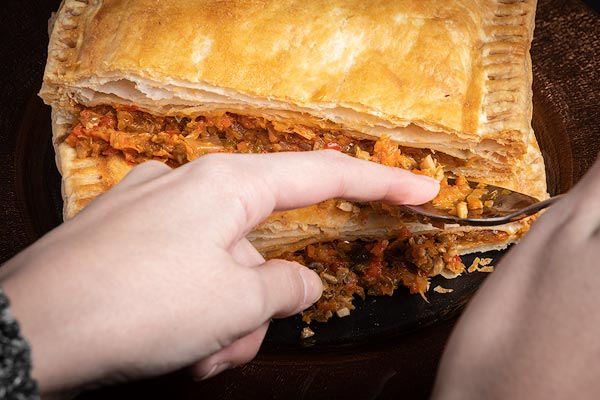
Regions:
[[0, 288, 39, 400]]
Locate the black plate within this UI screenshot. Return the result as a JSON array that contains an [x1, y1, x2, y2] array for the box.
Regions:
[[2, 0, 600, 398]]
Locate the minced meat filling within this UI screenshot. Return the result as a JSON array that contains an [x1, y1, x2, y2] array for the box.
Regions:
[[291, 227, 508, 324], [281, 228, 472, 324], [65, 105, 445, 174]]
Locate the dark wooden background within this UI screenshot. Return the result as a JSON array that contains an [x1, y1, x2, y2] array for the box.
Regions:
[[1, 1, 599, 399]]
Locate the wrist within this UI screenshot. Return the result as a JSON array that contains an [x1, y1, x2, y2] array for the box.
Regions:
[[0, 285, 39, 398]]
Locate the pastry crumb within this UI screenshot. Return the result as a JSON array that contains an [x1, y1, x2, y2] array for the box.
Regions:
[[300, 326, 315, 339], [433, 285, 454, 294], [468, 257, 495, 273]]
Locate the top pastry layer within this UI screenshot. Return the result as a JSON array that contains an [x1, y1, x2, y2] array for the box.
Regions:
[[40, 0, 545, 197]]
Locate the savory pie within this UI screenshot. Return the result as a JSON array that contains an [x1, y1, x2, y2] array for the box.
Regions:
[[40, 0, 546, 323]]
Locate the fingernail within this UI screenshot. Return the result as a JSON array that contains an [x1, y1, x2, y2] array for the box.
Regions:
[[299, 267, 323, 306], [196, 362, 231, 381]]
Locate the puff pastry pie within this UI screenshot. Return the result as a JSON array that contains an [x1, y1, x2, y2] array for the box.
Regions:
[[40, 0, 545, 323]]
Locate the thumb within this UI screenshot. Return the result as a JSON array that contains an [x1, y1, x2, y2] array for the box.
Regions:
[[253, 259, 323, 318]]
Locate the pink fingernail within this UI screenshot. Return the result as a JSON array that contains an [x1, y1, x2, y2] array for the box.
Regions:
[[196, 362, 231, 381], [198, 364, 219, 381]]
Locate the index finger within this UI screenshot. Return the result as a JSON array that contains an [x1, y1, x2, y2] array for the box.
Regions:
[[182, 150, 439, 232], [266, 150, 439, 208]]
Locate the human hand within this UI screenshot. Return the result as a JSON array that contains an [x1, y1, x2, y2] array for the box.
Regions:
[[0, 150, 439, 396], [432, 156, 600, 399]]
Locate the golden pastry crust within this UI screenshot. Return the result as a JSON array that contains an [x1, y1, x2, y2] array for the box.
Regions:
[[249, 200, 534, 258], [51, 110, 131, 219], [40, 0, 544, 194], [40, 0, 545, 257]]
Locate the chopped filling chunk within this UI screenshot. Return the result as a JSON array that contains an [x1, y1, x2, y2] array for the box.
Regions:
[[65, 105, 445, 175]]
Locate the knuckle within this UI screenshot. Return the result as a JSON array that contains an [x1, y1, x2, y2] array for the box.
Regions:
[[319, 148, 350, 168], [138, 159, 170, 171], [122, 160, 168, 180], [185, 155, 246, 201], [186, 154, 270, 225], [187, 154, 239, 184]]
